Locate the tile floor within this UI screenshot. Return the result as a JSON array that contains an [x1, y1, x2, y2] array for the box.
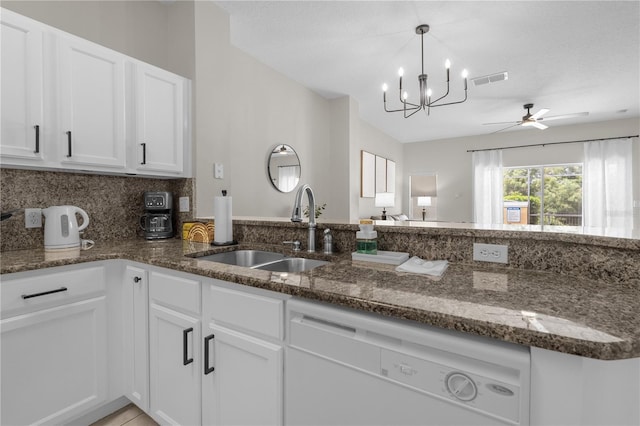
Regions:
[[90, 403, 158, 426]]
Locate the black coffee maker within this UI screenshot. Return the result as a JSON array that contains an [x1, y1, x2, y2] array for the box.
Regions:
[[140, 191, 173, 239]]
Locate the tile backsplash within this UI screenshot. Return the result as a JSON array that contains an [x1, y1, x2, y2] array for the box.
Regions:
[[0, 168, 193, 251]]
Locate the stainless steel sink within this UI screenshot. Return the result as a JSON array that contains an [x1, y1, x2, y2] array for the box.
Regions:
[[194, 250, 285, 267], [254, 258, 329, 273]]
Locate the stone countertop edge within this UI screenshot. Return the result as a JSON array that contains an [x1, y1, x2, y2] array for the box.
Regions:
[[1, 238, 638, 361]]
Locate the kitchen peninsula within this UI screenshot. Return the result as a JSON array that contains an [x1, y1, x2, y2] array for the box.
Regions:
[[1, 220, 639, 425]]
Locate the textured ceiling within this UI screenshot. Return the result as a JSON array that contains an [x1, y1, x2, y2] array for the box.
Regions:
[[215, 1, 640, 143]]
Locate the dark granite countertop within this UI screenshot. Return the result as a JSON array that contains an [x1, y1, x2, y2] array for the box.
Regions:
[[1, 238, 638, 361]]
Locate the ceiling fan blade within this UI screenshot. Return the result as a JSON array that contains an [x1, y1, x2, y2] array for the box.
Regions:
[[483, 121, 521, 126], [490, 123, 521, 134], [530, 108, 550, 120], [531, 121, 548, 130], [538, 112, 589, 122]]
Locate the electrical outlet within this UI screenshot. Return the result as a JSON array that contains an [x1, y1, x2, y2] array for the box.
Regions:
[[214, 163, 224, 179], [25, 208, 42, 228], [473, 243, 508, 264], [179, 196, 190, 212]]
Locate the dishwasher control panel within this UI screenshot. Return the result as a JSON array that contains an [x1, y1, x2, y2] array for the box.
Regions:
[[380, 348, 521, 423]]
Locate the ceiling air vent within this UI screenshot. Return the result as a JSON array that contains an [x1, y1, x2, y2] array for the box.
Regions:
[[472, 71, 508, 87]]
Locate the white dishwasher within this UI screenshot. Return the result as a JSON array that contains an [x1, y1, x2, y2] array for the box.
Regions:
[[285, 299, 530, 426]]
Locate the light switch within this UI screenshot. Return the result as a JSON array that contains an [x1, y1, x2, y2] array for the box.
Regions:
[[214, 163, 224, 179]]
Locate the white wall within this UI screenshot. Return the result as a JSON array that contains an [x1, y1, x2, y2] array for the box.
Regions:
[[193, 3, 402, 222], [403, 117, 640, 224]]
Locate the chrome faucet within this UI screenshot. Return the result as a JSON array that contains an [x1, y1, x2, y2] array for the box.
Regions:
[[291, 184, 316, 252]]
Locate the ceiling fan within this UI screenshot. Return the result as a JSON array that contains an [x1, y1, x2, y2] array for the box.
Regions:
[[483, 103, 589, 132]]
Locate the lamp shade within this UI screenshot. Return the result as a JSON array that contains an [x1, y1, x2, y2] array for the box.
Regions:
[[417, 196, 432, 207], [375, 192, 395, 208]]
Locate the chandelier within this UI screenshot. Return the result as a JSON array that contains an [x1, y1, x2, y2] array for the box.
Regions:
[[382, 24, 469, 118]]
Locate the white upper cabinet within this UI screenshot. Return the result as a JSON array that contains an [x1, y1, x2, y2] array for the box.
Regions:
[[58, 34, 127, 170], [132, 62, 187, 175], [0, 8, 191, 177], [0, 9, 45, 164]]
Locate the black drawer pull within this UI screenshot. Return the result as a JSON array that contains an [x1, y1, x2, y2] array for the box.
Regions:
[[22, 287, 68, 300], [204, 334, 215, 374], [66, 131, 72, 157], [133, 276, 142, 283], [34, 125, 40, 153], [140, 143, 146, 165], [183, 327, 194, 365]]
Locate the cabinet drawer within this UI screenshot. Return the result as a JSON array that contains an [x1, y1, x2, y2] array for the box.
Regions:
[[1, 265, 106, 317], [206, 284, 284, 340], [149, 271, 200, 315]]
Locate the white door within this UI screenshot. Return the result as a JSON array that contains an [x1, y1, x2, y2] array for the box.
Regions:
[[58, 34, 126, 169], [202, 324, 283, 426], [0, 9, 45, 163], [123, 265, 149, 411], [149, 303, 201, 426], [0, 297, 107, 425], [134, 62, 184, 174]]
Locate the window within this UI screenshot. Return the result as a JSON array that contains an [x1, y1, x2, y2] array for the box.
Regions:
[[503, 164, 582, 226]]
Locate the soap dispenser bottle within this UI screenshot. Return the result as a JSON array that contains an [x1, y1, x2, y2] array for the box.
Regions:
[[356, 220, 377, 254]]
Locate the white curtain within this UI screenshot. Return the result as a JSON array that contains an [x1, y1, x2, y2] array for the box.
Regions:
[[472, 150, 503, 225], [278, 166, 299, 192], [583, 138, 633, 230]]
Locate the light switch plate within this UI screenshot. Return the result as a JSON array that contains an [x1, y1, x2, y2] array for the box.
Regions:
[[179, 197, 190, 212], [473, 243, 508, 264]]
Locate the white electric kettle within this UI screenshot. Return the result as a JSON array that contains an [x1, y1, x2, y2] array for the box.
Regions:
[[42, 205, 90, 250]]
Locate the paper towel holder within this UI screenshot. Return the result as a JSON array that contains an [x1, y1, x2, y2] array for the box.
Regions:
[[212, 190, 238, 246]]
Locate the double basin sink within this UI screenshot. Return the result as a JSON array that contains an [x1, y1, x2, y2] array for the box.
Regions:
[[193, 250, 328, 273]]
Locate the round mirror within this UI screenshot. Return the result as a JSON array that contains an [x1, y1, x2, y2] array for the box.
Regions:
[[267, 144, 301, 193]]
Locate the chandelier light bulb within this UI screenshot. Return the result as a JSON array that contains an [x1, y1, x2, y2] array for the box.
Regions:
[[461, 69, 469, 79], [398, 67, 405, 77], [445, 59, 451, 69], [402, 91, 408, 100], [382, 83, 388, 92], [426, 88, 433, 97]]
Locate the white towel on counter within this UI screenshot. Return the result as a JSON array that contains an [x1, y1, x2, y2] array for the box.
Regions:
[[395, 257, 449, 277]]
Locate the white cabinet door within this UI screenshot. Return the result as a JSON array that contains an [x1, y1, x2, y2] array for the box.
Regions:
[[149, 303, 201, 426], [0, 297, 107, 425], [123, 265, 149, 412], [0, 9, 45, 163], [133, 62, 185, 175], [202, 324, 283, 426], [58, 34, 126, 170]]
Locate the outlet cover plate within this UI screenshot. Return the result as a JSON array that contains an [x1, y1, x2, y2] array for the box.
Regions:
[[25, 208, 42, 228], [179, 197, 190, 212], [473, 243, 508, 264]]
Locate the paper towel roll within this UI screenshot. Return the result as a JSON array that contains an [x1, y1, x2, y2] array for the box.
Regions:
[[213, 196, 233, 244]]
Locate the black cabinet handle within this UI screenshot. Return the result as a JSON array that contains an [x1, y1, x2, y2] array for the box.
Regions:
[[204, 334, 215, 374], [183, 327, 194, 366], [34, 125, 40, 153], [66, 131, 72, 157], [133, 276, 142, 283], [22, 287, 68, 300], [140, 143, 146, 165]]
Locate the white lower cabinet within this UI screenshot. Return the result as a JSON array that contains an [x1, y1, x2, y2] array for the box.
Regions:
[[202, 324, 283, 426], [123, 265, 149, 411], [0, 265, 108, 426], [148, 270, 202, 426]]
